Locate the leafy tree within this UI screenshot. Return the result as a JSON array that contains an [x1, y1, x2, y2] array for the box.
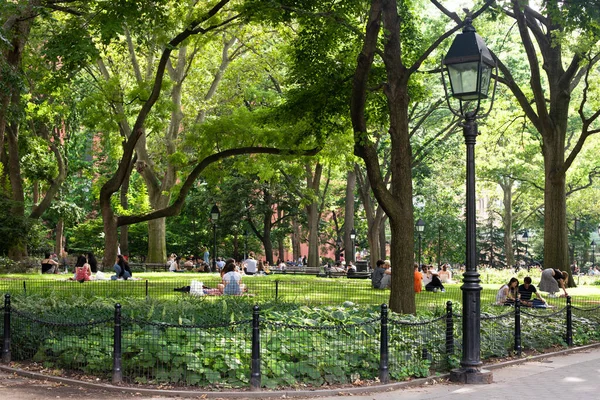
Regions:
[[494, 0, 600, 285]]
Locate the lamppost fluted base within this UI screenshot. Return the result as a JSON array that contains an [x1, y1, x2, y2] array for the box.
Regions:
[[450, 367, 492, 384]]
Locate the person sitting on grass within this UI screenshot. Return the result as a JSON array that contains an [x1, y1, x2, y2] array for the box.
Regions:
[[74, 255, 92, 283], [518, 276, 546, 307], [41, 252, 60, 274], [217, 260, 245, 295], [371, 259, 391, 289], [112, 255, 132, 280], [424, 268, 445, 292], [496, 277, 519, 305], [414, 264, 423, 293]]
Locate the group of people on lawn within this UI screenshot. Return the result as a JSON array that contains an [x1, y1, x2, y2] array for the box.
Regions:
[[372, 260, 452, 292], [496, 268, 569, 307]]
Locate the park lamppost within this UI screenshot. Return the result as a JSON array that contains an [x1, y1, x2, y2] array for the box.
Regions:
[[522, 230, 529, 270], [416, 218, 425, 269], [442, 15, 496, 384], [350, 229, 356, 263], [592, 240, 596, 266], [210, 205, 220, 272]]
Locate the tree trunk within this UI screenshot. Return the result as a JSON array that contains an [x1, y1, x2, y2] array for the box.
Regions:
[[379, 216, 387, 260], [344, 169, 356, 261], [147, 218, 167, 263], [292, 218, 301, 261], [55, 219, 64, 256], [305, 162, 323, 268], [500, 180, 514, 268], [544, 154, 571, 284]]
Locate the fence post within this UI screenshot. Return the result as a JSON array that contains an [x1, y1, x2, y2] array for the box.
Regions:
[[250, 305, 261, 391], [275, 280, 279, 301], [2, 294, 11, 363], [566, 296, 573, 346], [445, 301, 454, 358], [112, 303, 123, 384], [23, 281, 26, 296], [514, 298, 521, 356], [145, 280, 149, 300], [379, 304, 389, 384]]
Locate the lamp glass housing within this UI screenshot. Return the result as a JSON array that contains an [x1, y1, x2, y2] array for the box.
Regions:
[[416, 218, 425, 233], [443, 21, 495, 102], [210, 205, 220, 222], [350, 229, 356, 240]]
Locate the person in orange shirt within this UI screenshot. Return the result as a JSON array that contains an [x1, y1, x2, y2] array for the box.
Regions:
[[414, 263, 423, 293]]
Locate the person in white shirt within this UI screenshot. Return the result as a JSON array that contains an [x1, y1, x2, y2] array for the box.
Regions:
[[244, 252, 258, 275]]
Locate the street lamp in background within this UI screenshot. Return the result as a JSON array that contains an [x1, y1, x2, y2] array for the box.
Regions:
[[350, 229, 356, 263], [416, 218, 425, 270], [592, 240, 596, 266], [442, 15, 496, 384], [210, 205, 220, 272], [522, 230, 529, 270]]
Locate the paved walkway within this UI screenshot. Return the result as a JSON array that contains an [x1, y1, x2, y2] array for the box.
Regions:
[[1, 346, 599, 399]]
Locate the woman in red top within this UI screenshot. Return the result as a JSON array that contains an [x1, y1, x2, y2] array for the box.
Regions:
[[74, 254, 92, 283]]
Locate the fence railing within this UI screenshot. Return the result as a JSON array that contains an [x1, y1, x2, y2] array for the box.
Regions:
[[1, 293, 599, 390]]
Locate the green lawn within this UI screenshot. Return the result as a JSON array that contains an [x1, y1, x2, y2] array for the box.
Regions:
[[2, 271, 599, 311]]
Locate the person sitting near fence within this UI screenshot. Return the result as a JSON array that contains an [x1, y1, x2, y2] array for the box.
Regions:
[[414, 263, 423, 293], [438, 264, 453, 283], [371, 259, 391, 289], [422, 265, 432, 286], [346, 262, 357, 276], [331, 261, 346, 273], [244, 252, 258, 275], [496, 277, 519, 305], [41, 252, 60, 274], [112, 254, 132, 280], [217, 260, 245, 295], [518, 276, 546, 307], [74, 254, 92, 283], [167, 253, 181, 272], [539, 268, 569, 298], [87, 252, 98, 273], [257, 260, 271, 275], [424, 268, 445, 292]]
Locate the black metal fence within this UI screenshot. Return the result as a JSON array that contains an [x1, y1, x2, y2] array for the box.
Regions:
[[2, 294, 600, 390]]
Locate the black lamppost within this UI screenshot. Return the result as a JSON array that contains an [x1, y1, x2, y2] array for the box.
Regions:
[[416, 218, 425, 270], [591, 240, 596, 265], [350, 229, 356, 263], [522, 230, 529, 270], [442, 15, 496, 384], [335, 236, 342, 262], [210, 204, 220, 272]]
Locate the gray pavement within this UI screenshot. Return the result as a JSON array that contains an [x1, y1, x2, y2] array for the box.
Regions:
[[1, 346, 600, 399]]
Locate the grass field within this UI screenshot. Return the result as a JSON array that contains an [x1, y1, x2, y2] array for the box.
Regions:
[[2, 271, 600, 311]]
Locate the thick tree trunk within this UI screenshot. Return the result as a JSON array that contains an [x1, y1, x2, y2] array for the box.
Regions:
[[544, 155, 571, 283], [305, 162, 323, 268], [147, 218, 167, 263], [102, 203, 119, 270], [55, 219, 64, 256]]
